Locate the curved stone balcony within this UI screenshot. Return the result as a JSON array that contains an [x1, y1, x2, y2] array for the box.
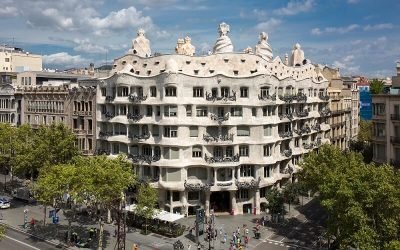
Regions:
[[295, 110, 309, 118], [105, 95, 115, 102], [128, 133, 150, 140], [280, 165, 294, 175], [235, 177, 261, 190], [293, 125, 311, 136], [281, 149, 293, 158], [311, 123, 321, 132], [127, 154, 160, 164], [205, 91, 236, 102], [318, 95, 330, 101], [128, 94, 148, 103], [319, 109, 331, 117], [258, 93, 276, 101], [126, 113, 144, 122], [279, 113, 294, 121], [204, 153, 240, 164], [210, 113, 230, 124], [184, 180, 212, 191], [102, 111, 115, 119], [279, 131, 293, 139], [99, 131, 113, 138], [203, 133, 234, 143]]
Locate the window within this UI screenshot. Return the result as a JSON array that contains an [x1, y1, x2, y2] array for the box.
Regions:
[[150, 86, 157, 97], [189, 126, 198, 137], [252, 108, 257, 117], [188, 191, 200, 201], [188, 167, 207, 180], [240, 87, 249, 98], [374, 123, 385, 137], [211, 88, 218, 97], [156, 106, 161, 116], [239, 145, 249, 157], [146, 106, 153, 117], [118, 87, 129, 97], [4, 58, 9, 62], [226, 146, 233, 157], [88, 119, 93, 130], [193, 87, 204, 97], [373, 103, 385, 116], [163, 147, 179, 159], [240, 165, 254, 177], [373, 144, 386, 161], [221, 87, 230, 97], [237, 190, 249, 199], [263, 125, 272, 136], [186, 105, 192, 116], [192, 146, 202, 158], [264, 144, 273, 156], [230, 107, 242, 117], [260, 87, 270, 97], [165, 86, 177, 97], [164, 105, 177, 117], [164, 126, 178, 137], [196, 106, 208, 117], [172, 191, 180, 201], [264, 165, 272, 178], [262, 106, 275, 116], [237, 126, 250, 136], [152, 125, 159, 137], [295, 138, 299, 147]]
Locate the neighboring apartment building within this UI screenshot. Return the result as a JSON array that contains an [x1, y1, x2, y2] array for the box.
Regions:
[[0, 46, 42, 72], [371, 62, 400, 168], [342, 76, 360, 140], [15, 72, 96, 155], [358, 78, 372, 120], [96, 24, 331, 216], [0, 83, 17, 125], [322, 67, 352, 150]]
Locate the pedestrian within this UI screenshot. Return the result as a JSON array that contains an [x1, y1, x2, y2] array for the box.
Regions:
[[89, 228, 94, 239], [197, 242, 201, 250], [114, 227, 117, 237], [223, 233, 227, 244], [236, 226, 240, 234], [245, 228, 249, 236], [188, 244, 191, 250], [214, 229, 218, 240], [244, 236, 249, 245], [30, 218, 36, 229]]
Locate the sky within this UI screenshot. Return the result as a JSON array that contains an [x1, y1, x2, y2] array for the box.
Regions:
[[0, 0, 399, 77]]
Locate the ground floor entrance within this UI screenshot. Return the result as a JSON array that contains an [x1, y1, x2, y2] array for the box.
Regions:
[[210, 191, 230, 212]]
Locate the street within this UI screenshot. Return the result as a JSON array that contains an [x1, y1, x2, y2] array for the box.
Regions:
[[0, 227, 63, 250]]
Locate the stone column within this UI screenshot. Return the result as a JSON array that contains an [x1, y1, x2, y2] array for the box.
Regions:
[[181, 191, 188, 216], [205, 191, 211, 217], [213, 168, 217, 184], [254, 189, 260, 215], [230, 190, 237, 215]]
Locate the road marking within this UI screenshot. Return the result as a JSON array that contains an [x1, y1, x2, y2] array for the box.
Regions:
[[5, 235, 41, 250]]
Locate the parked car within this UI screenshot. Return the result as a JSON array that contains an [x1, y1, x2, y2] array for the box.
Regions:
[[12, 187, 35, 203], [0, 198, 10, 209]]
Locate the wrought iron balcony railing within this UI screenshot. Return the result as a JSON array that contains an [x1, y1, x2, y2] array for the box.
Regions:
[[281, 149, 293, 158], [390, 114, 400, 121], [210, 113, 230, 123], [318, 95, 330, 101], [128, 94, 148, 103], [139, 176, 160, 183], [127, 113, 144, 121], [294, 93, 307, 102], [279, 113, 294, 120], [294, 125, 311, 136], [184, 180, 212, 191], [278, 95, 294, 103], [103, 112, 115, 119], [303, 143, 313, 150], [99, 131, 113, 138], [279, 131, 293, 138], [235, 177, 261, 190], [280, 165, 294, 174], [96, 149, 111, 155], [295, 110, 309, 118], [129, 134, 150, 140], [127, 154, 160, 164], [311, 123, 321, 132], [205, 91, 236, 102], [203, 133, 234, 143], [390, 136, 400, 144], [105, 95, 114, 101], [319, 109, 331, 117], [258, 93, 276, 101], [204, 153, 240, 163]]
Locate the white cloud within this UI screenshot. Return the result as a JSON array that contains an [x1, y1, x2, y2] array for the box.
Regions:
[[43, 52, 88, 67], [274, 0, 315, 16], [332, 54, 360, 74], [364, 23, 394, 31], [0, 6, 18, 17], [73, 39, 108, 54], [255, 18, 281, 31], [311, 24, 360, 35]]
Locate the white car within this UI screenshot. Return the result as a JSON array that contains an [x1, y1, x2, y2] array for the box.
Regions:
[[0, 199, 10, 209]]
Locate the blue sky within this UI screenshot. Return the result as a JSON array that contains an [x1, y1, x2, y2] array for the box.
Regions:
[[0, 0, 399, 77]]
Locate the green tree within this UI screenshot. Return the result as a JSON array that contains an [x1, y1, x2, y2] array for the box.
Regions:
[[0, 123, 13, 190], [135, 183, 158, 234], [370, 79, 384, 94], [74, 155, 135, 249], [300, 144, 400, 249], [282, 182, 301, 214], [265, 188, 285, 221], [13, 124, 35, 178], [358, 120, 372, 142]]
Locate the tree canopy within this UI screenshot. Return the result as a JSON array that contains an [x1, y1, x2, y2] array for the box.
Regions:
[[299, 144, 400, 249], [370, 79, 385, 95], [135, 183, 158, 234]]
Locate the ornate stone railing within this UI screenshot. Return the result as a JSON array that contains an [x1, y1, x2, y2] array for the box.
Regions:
[[236, 177, 261, 190], [127, 113, 144, 121], [99, 131, 113, 138], [294, 125, 311, 136], [129, 134, 150, 140], [128, 154, 160, 164], [258, 94, 276, 101], [204, 154, 240, 164], [203, 134, 234, 143], [205, 91, 236, 102], [210, 113, 230, 123], [319, 109, 331, 117], [96, 149, 111, 155], [184, 180, 212, 191], [295, 110, 309, 118], [103, 112, 115, 119], [279, 131, 293, 138], [281, 149, 292, 158], [105, 95, 114, 101], [311, 123, 321, 132], [128, 94, 147, 103], [318, 95, 330, 101], [280, 165, 294, 175], [279, 113, 294, 120]]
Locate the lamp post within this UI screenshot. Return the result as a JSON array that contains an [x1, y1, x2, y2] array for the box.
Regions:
[[23, 209, 28, 229]]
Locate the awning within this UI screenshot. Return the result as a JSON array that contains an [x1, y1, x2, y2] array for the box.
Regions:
[[124, 204, 184, 222]]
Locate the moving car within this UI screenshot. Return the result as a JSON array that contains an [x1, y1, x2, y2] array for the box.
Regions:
[[0, 198, 10, 209]]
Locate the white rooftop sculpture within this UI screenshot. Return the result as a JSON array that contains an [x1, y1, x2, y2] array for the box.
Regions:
[[176, 36, 196, 56], [129, 28, 151, 57], [213, 22, 234, 54], [290, 43, 305, 66], [255, 32, 273, 61]]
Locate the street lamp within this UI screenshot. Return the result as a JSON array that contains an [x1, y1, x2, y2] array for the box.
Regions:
[[23, 209, 28, 229]]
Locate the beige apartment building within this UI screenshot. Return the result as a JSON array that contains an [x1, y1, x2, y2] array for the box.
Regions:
[[0, 46, 42, 72], [372, 62, 400, 168]]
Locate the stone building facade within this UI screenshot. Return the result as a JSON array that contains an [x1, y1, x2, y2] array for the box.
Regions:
[[96, 24, 331, 216]]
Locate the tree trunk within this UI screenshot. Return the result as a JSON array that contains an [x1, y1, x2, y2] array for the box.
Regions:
[[98, 217, 103, 250], [145, 217, 147, 235], [43, 206, 47, 226], [107, 209, 111, 224]]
